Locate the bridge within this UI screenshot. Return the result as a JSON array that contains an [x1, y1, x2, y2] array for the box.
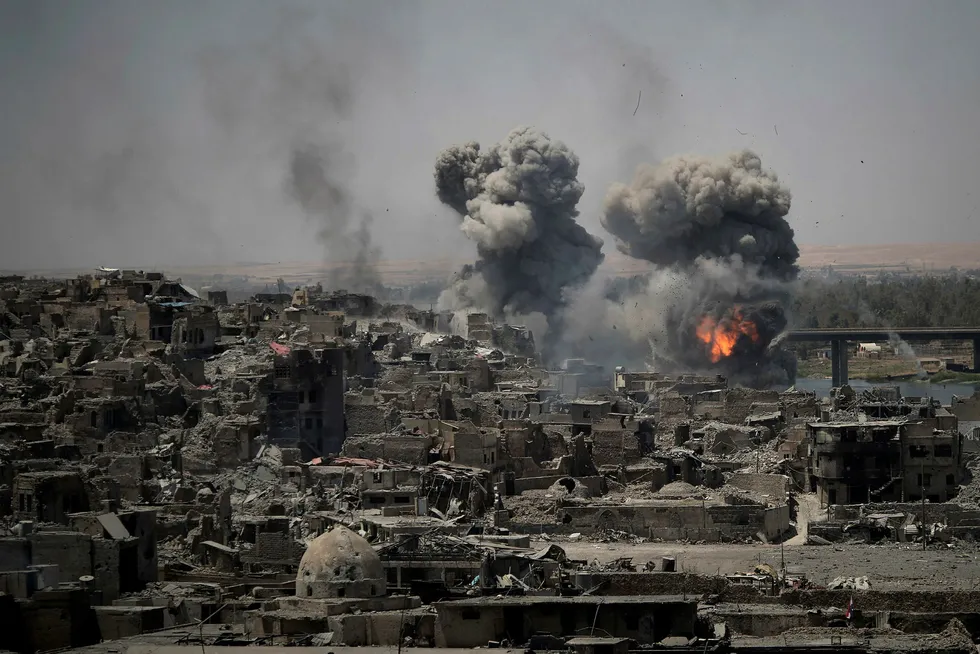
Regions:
[[784, 328, 980, 387]]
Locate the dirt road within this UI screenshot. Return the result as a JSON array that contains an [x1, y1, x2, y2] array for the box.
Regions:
[[537, 539, 980, 590]]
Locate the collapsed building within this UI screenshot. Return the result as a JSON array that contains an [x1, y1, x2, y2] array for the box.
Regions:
[[0, 271, 977, 653]]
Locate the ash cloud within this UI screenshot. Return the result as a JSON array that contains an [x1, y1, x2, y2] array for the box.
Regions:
[[434, 126, 605, 351], [568, 149, 799, 387]]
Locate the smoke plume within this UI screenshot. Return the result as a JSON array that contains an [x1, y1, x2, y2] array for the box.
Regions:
[[575, 149, 799, 387], [602, 150, 798, 279], [0, 3, 400, 274], [434, 126, 604, 349], [201, 8, 386, 294], [286, 143, 381, 293]]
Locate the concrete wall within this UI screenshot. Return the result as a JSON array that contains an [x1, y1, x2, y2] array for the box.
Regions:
[[0, 537, 30, 571], [829, 502, 980, 526], [30, 532, 93, 581], [728, 473, 790, 501], [560, 502, 790, 542], [435, 599, 697, 647]]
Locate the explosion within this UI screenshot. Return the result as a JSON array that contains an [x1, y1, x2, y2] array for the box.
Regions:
[[696, 307, 761, 363], [576, 149, 799, 388]]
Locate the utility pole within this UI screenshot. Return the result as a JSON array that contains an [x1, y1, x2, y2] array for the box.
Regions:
[[921, 462, 927, 552]]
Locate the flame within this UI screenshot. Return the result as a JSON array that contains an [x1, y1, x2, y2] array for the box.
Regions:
[[696, 307, 761, 363]]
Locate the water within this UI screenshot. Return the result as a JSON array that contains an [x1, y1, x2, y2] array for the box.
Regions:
[[780, 378, 978, 403]]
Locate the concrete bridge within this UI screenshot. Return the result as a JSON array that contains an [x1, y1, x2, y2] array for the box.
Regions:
[[784, 328, 980, 387]]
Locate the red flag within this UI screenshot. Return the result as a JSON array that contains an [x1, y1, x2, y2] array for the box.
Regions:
[[845, 596, 854, 620]]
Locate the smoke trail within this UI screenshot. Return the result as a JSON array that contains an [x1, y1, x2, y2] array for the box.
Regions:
[[197, 5, 388, 293], [286, 143, 380, 292], [433, 126, 604, 350], [571, 149, 799, 387], [856, 302, 925, 379], [0, 3, 401, 272]]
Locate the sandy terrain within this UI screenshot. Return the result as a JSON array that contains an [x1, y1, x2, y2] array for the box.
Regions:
[[540, 539, 980, 591], [9, 242, 980, 283]]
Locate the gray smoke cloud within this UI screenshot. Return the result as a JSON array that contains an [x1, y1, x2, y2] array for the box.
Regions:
[[434, 126, 605, 350], [568, 149, 799, 387], [286, 143, 381, 293], [602, 150, 798, 279], [0, 2, 398, 277], [201, 7, 386, 294]]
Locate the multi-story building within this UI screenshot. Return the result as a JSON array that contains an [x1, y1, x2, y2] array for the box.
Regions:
[[265, 346, 346, 459], [807, 414, 963, 506]]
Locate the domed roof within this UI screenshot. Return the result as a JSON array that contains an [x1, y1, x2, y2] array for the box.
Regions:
[[296, 526, 385, 599]]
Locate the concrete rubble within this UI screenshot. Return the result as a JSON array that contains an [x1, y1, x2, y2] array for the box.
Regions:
[[0, 270, 979, 652]]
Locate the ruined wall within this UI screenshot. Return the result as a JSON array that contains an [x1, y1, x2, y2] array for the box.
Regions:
[[435, 600, 696, 647], [453, 430, 496, 468], [829, 502, 980, 526], [724, 388, 780, 423], [951, 393, 980, 421], [780, 589, 980, 613], [29, 532, 93, 581], [575, 571, 728, 596], [513, 475, 604, 495], [591, 430, 642, 467], [560, 502, 790, 542], [341, 434, 430, 464], [92, 539, 121, 603], [728, 473, 790, 501], [70, 305, 113, 334], [0, 537, 30, 571], [346, 403, 390, 436]]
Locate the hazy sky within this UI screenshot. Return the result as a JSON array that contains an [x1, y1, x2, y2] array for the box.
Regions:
[[1, 0, 979, 271]]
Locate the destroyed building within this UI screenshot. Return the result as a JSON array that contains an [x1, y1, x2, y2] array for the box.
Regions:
[[807, 405, 963, 505], [0, 267, 979, 654], [266, 345, 346, 458]]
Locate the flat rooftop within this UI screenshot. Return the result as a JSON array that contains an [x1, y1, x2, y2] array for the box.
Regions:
[[438, 594, 696, 607]]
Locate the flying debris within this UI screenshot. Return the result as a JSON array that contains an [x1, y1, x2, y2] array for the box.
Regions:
[[696, 307, 761, 363], [593, 149, 798, 387]]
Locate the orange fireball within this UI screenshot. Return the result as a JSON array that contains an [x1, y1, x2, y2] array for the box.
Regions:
[[696, 307, 761, 363]]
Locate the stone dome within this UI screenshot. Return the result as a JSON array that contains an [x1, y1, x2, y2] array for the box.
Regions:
[[296, 525, 386, 599]]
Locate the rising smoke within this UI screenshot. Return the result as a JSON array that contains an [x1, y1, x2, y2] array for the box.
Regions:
[[286, 143, 381, 293], [569, 149, 799, 387], [434, 126, 605, 352], [0, 2, 394, 280], [202, 9, 386, 294]]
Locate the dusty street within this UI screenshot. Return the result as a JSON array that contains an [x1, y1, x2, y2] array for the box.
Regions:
[[538, 539, 980, 591]]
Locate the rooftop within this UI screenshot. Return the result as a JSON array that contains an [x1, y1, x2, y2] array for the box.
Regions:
[[438, 594, 696, 607]]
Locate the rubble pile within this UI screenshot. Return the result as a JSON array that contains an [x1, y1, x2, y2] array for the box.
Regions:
[[0, 270, 977, 652]]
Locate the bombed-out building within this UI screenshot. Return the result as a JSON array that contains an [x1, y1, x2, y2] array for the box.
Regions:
[[1, 256, 979, 654]]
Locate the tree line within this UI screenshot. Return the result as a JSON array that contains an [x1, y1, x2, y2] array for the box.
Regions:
[[792, 273, 980, 329]]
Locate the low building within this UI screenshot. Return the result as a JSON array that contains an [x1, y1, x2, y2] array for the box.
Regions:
[[434, 595, 698, 647]]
